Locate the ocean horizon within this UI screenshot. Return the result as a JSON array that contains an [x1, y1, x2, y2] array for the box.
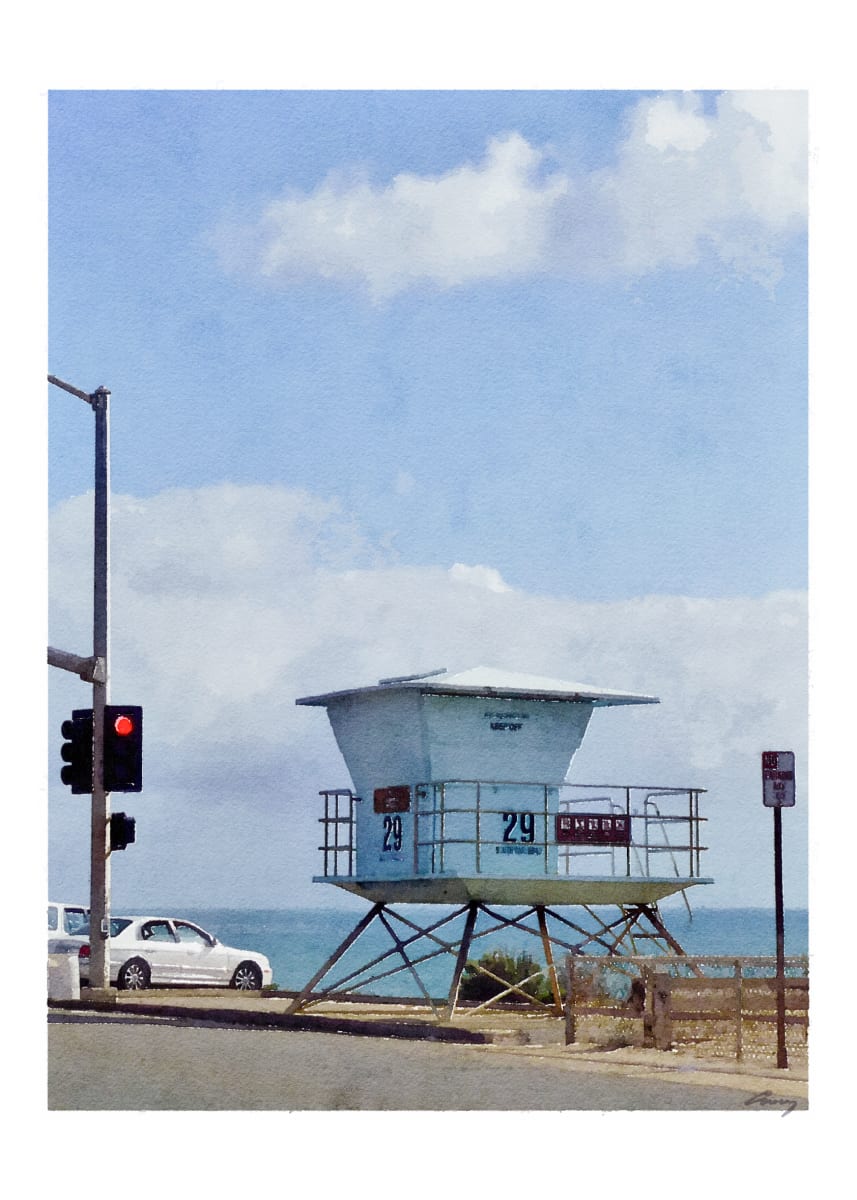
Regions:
[[171, 904, 809, 995]]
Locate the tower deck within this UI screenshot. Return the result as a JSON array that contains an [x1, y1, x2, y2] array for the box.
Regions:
[[320, 874, 711, 905]]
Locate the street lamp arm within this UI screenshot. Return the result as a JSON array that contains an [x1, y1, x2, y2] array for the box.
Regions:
[[47, 374, 97, 405], [47, 646, 106, 684]]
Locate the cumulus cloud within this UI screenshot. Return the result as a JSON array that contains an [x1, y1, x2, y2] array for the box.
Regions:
[[584, 91, 807, 285], [216, 132, 567, 300], [448, 562, 511, 593], [214, 91, 807, 297], [50, 483, 806, 909]]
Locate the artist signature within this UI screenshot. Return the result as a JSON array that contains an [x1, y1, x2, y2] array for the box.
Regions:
[[743, 1090, 799, 1117]]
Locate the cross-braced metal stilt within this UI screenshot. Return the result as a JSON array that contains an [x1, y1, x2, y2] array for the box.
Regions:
[[286, 899, 692, 1019]]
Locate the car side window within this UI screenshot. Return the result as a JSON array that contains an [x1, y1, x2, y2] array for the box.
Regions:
[[174, 922, 211, 945], [48, 906, 58, 932], [64, 908, 87, 935], [141, 921, 176, 942]]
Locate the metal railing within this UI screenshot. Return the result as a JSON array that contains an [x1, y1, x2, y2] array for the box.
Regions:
[[317, 790, 360, 878], [415, 780, 556, 876], [414, 781, 705, 880], [317, 780, 706, 881]]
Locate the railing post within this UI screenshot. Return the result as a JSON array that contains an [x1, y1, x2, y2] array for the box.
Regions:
[[334, 790, 341, 873], [439, 782, 446, 874], [430, 786, 437, 875], [475, 781, 481, 874], [734, 959, 744, 1062], [543, 784, 549, 874], [413, 785, 419, 874], [688, 790, 694, 878]]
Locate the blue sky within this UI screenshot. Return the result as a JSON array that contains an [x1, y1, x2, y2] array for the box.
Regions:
[[47, 89, 808, 911], [50, 90, 806, 600]]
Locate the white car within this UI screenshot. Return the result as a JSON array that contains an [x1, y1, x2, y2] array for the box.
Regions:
[[77, 915, 273, 991], [48, 901, 89, 955]]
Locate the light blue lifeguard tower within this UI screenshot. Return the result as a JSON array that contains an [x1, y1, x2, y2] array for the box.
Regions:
[[289, 667, 711, 1016]]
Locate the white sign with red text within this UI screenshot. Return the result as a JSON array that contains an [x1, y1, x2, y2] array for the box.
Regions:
[[762, 750, 795, 807]]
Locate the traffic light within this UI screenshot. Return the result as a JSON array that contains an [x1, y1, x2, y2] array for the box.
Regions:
[[60, 709, 93, 793], [109, 812, 136, 851], [103, 705, 142, 793]]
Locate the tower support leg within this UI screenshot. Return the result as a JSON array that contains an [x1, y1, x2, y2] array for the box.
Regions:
[[288, 898, 693, 1018], [628, 903, 690, 956], [536, 905, 564, 1015], [285, 902, 384, 1015], [445, 901, 479, 1018]]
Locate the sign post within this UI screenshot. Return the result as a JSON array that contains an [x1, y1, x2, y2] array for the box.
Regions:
[[762, 750, 795, 1069]]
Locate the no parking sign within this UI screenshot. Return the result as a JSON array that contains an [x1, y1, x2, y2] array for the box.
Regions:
[[762, 750, 795, 807]]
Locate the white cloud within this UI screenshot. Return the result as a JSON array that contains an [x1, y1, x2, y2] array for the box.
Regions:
[[218, 133, 567, 300], [644, 96, 712, 153], [50, 484, 806, 907], [583, 91, 807, 284], [448, 562, 511, 592], [215, 91, 807, 296]]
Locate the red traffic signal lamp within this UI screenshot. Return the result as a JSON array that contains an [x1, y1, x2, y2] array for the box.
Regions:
[[103, 705, 143, 793], [60, 709, 93, 793]]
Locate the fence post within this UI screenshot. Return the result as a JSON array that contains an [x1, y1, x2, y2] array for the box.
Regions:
[[734, 959, 743, 1063], [652, 976, 673, 1051], [642, 964, 655, 1048], [564, 955, 576, 1046]]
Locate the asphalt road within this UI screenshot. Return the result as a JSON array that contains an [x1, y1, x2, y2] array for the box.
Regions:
[[48, 1013, 802, 1111]]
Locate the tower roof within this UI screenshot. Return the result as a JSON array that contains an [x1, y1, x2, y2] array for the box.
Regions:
[[296, 666, 658, 708]]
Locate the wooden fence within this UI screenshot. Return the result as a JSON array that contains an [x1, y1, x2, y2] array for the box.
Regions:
[[564, 955, 809, 1063]]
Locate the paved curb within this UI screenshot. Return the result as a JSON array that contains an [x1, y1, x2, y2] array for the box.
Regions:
[[47, 998, 493, 1044]]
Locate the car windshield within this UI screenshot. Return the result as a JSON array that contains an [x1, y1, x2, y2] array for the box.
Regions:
[[77, 917, 132, 938]]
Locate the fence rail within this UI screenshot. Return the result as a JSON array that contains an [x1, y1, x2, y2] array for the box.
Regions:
[[564, 954, 809, 1064]]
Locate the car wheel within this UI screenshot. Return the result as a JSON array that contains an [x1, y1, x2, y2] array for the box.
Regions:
[[231, 962, 263, 990], [117, 958, 150, 990]]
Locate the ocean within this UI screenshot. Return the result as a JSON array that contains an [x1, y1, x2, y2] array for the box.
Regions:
[[177, 905, 809, 996]]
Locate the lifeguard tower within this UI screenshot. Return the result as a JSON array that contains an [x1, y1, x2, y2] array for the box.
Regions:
[[289, 667, 711, 1017]]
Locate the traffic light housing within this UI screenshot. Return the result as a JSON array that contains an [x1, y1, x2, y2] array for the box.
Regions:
[[60, 709, 93, 793], [103, 705, 143, 793], [110, 812, 136, 851]]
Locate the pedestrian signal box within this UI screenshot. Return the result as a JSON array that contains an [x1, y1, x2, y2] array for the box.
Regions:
[[110, 812, 136, 851]]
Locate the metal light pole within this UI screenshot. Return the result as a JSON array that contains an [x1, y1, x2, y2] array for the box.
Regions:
[[48, 376, 112, 993], [90, 385, 111, 992]]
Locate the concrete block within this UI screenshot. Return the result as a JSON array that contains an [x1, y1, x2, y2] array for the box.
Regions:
[[48, 953, 80, 1001]]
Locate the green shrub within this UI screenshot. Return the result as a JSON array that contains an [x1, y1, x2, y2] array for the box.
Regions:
[[459, 948, 556, 1005]]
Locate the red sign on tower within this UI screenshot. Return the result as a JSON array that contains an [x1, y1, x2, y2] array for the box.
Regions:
[[556, 812, 631, 845]]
